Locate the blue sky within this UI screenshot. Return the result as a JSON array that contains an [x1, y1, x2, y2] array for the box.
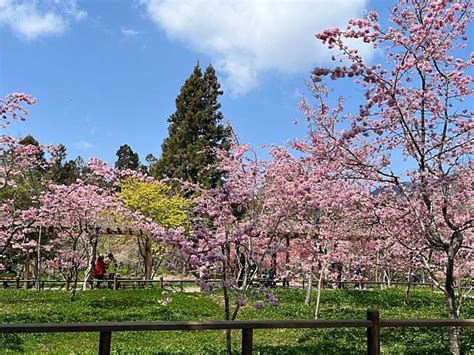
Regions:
[[0, 0, 394, 164]]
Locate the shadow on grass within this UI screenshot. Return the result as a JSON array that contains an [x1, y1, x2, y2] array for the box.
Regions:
[[0, 333, 25, 352]]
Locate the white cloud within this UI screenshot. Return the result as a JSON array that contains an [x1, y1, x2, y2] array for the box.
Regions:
[[140, 0, 372, 95], [121, 27, 139, 38], [73, 140, 95, 150], [0, 0, 86, 40]]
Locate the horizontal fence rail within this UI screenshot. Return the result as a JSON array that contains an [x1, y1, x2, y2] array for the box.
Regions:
[[380, 319, 474, 327], [1, 310, 473, 355], [1, 277, 199, 291], [3, 276, 471, 291], [0, 319, 373, 333]]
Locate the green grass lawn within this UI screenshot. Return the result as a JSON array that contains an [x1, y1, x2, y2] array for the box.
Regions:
[[0, 287, 473, 354]]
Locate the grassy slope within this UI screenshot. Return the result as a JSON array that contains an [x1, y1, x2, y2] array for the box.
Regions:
[[0, 287, 473, 354]]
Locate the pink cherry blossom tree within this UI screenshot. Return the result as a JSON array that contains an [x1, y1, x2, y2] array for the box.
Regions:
[[303, 1, 473, 352], [177, 143, 296, 354], [265, 144, 378, 318], [36, 181, 120, 294], [0, 93, 40, 274]]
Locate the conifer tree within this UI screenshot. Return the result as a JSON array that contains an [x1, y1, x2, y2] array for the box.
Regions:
[[152, 64, 231, 188], [115, 144, 140, 171], [19, 135, 45, 162], [48, 144, 80, 185]]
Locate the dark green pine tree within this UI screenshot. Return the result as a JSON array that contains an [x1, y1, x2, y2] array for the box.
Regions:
[[18, 135, 40, 146], [152, 64, 231, 188], [115, 144, 140, 171], [48, 145, 83, 185], [19, 135, 45, 163]]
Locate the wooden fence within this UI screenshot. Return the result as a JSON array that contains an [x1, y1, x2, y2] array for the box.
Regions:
[[3, 276, 465, 291], [0, 309, 473, 354], [1, 276, 198, 291]]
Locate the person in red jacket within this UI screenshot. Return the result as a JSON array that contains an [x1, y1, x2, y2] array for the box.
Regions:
[[94, 255, 106, 288]]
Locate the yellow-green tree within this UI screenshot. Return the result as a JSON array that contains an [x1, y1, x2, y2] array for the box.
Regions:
[[119, 178, 191, 280]]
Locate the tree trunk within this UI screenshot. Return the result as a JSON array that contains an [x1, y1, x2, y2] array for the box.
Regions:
[[314, 268, 324, 319], [36, 227, 42, 290], [445, 256, 461, 355], [222, 248, 232, 355], [447, 293, 461, 355], [375, 251, 379, 283], [71, 265, 79, 301], [270, 251, 277, 283], [404, 268, 412, 305], [24, 253, 30, 289], [144, 236, 153, 287], [304, 272, 313, 305], [237, 249, 246, 288], [384, 269, 392, 288], [223, 284, 232, 355], [336, 262, 343, 289], [70, 237, 79, 302], [83, 236, 98, 290], [284, 236, 290, 288]]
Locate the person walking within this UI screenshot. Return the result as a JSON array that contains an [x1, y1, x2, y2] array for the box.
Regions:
[[107, 253, 118, 289], [94, 256, 106, 289]]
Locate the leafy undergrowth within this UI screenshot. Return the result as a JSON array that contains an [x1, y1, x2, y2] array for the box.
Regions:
[[0, 287, 472, 354]]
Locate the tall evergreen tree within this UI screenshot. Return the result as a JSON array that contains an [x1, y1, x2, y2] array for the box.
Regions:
[[48, 145, 82, 185], [18, 135, 40, 146], [19, 135, 45, 163], [152, 64, 231, 188], [115, 144, 140, 171]]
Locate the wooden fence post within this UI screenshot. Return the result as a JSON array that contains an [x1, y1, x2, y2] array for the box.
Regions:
[[367, 309, 380, 355], [15, 276, 20, 289], [241, 328, 253, 355], [98, 331, 112, 355], [113, 275, 117, 291], [159, 277, 164, 288]]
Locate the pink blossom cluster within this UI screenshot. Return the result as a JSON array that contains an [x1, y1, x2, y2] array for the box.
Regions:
[[0, 93, 36, 128]]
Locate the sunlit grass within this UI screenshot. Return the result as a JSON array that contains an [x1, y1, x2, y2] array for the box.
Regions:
[[0, 287, 472, 353]]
